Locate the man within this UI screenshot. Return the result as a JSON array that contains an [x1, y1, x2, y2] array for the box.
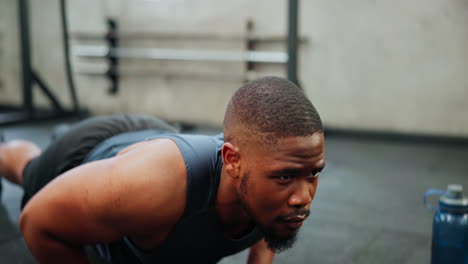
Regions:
[[0, 76, 325, 263]]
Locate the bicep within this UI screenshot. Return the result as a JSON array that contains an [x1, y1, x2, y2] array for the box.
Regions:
[[20, 139, 187, 245]]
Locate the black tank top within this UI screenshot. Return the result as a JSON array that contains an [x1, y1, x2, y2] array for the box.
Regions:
[[82, 130, 263, 263]]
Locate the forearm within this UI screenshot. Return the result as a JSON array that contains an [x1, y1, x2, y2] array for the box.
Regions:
[[23, 228, 90, 264], [247, 239, 275, 264], [20, 212, 90, 264], [247, 251, 274, 264]]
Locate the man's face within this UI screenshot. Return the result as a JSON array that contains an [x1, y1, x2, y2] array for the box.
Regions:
[[238, 132, 325, 251]]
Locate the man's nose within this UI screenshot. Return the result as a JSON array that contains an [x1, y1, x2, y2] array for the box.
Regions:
[[288, 180, 313, 208]]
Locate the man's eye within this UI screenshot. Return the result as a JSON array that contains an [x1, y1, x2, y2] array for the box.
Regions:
[[309, 172, 320, 179], [278, 175, 294, 181]]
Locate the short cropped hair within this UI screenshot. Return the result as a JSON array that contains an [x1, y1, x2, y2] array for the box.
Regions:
[[223, 76, 322, 145]]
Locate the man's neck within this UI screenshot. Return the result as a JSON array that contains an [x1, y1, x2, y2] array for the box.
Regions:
[[215, 168, 255, 238]]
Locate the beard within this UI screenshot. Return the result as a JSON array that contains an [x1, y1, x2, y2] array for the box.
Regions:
[[256, 222, 298, 253], [239, 171, 305, 253]]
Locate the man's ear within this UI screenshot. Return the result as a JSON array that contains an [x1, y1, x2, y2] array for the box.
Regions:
[[222, 142, 240, 178]]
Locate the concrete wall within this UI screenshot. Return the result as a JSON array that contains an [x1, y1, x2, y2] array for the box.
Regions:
[[303, 0, 468, 137], [0, 0, 21, 105], [1, 0, 467, 136]]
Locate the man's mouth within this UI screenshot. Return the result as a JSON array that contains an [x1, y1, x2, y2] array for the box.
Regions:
[[281, 214, 307, 229], [283, 214, 307, 222]]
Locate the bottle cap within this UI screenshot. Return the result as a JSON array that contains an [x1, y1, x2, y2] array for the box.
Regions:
[[447, 184, 463, 198], [440, 184, 468, 211]]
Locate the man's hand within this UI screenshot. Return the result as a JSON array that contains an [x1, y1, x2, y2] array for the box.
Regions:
[[247, 239, 275, 264]]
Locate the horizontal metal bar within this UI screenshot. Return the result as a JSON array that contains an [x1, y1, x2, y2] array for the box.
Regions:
[[72, 45, 288, 64], [71, 32, 308, 43], [77, 69, 245, 81], [75, 68, 275, 82]]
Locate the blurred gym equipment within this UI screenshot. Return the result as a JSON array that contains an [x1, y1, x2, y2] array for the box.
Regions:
[[0, 0, 86, 126]]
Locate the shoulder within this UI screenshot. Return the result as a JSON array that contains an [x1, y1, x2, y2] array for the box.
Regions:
[[19, 138, 189, 246], [103, 138, 188, 235]]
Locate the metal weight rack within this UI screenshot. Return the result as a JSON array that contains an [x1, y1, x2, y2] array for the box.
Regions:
[[0, 0, 85, 126], [71, 0, 304, 94]]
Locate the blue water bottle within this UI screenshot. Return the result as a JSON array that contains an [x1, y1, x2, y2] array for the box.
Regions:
[[424, 184, 468, 264]]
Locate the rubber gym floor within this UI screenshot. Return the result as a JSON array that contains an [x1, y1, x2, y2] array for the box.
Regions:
[[0, 118, 467, 264]]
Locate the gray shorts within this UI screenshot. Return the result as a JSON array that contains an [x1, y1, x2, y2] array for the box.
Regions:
[[21, 114, 178, 209]]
